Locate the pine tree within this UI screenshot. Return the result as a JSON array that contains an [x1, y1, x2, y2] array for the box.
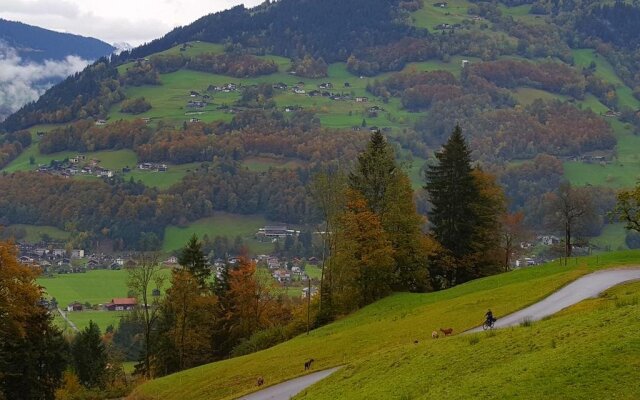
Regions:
[[382, 173, 433, 292], [349, 130, 431, 292], [331, 190, 395, 311], [178, 234, 210, 289], [71, 321, 108, 388], [349, 130, 396, 215], [425, 125, 479, 260]]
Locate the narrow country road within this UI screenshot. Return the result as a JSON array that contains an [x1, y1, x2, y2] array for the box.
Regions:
[[237, 368, 341, 400], [468, 267, 640, 332], [57, 308, 79, 332], [236, 267, 640, 399]]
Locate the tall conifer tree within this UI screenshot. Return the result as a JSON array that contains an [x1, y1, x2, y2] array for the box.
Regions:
[[425, 125, 479, 260], [348, 130, 431, 292], [178, 234, 210, 289]]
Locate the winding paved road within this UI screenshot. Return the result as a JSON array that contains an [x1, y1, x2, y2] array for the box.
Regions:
[[57, 308, 79, 332], [235, 267, 640, 399], [237, 368, 341, 400], [468, 267, 640, 332]]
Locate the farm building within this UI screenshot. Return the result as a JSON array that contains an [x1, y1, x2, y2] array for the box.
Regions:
[[105, 298, 137, 311]]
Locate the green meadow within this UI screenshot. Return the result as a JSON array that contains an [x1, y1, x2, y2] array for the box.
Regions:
[[131, 251, 640, 400], [162, 212, 275, 255], [38, 269, 172, 332], [5, 224, 70, 243]]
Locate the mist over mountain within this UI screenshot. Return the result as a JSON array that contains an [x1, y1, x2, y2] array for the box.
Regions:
[[0, 18, 114, 121]]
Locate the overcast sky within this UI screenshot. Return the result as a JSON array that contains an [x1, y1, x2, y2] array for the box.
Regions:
[[0, 0, 264, 46]]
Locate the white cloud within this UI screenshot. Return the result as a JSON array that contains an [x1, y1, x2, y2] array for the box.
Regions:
[[0, 42, 89, 121], [0, 0, 265, 44]]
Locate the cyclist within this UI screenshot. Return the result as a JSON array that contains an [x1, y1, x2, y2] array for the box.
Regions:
[[485, 309, 496, 327]]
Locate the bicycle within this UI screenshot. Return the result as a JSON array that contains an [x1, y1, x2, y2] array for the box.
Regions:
[[482, 318, 496, 330]]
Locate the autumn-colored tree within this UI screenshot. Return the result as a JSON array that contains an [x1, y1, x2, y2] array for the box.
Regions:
[[0, 241, 68, 400], [220, 258, 286, 352], [500, 212, 528, 271], [543, 183, 596, 257], [309, 170, 347, 320], [349, 130, 431, 292], [614, 184, 640, 233], [382, 172, 433, 292], [469, 168, 506, 278], [126, 253, 166, 378], [330, 190, 395, 313], [154, 270, 217, 374]]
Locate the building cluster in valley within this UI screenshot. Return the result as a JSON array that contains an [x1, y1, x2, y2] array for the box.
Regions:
[[37, 155, 115, 178]]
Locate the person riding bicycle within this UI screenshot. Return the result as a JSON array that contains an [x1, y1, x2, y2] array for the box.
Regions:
[[485, 309, 496, 326]]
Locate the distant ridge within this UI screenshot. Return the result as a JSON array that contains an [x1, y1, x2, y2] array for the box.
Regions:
[[0, 18, 115, 62]]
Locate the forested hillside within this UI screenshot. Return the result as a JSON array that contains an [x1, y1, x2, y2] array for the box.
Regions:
[[0, 18, 115, 62], [2, 0, 640, 253]]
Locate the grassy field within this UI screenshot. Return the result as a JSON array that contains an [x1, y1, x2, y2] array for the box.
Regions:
[[163, 212, 275, 255], [513, 87, 568, 105], [243, 156, 306, 172], [565, 119, 640, 188], [39, 269, 172, 331], [4, 224, 69, 243], [131, 251, 640, 400], [410, 0, 476, 31], [298, 280, 640, 399], [589, 223, 629, 251], [4, 147, 138, 173], [572, 48, 640, 110]]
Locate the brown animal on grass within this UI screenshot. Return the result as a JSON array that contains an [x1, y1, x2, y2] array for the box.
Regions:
[[440, 328, 453, 336], [256, 376, 264, 386], [432, 331, 439, 339], [304, 359, 315, 371], [414, 339, 419, 344]]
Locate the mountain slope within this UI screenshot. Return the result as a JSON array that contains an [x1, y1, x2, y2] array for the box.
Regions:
[[0, 18, 114, 62], [0, 19, 115, 122], [130, 252, 640, 400]]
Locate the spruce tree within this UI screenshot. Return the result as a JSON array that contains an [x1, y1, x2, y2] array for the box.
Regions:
[[349, 130, 397, 215], [178, 234, 210, 289], [425, 125, 479, 260], [71, 321, 108, 388], [348, 130, 431, 292]]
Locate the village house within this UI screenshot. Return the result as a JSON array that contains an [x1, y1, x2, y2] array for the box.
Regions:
[[67, 301, 83, 312], [165, 255, 178, 265], [301, 286, 319, 299], [272, 269, 291, 283], [257, 226, 297, 238], [538, 235, 561, 246], [355, 96, 369, 103], [515, 257, 537, 268], [105, 298, 137, 312], [71, 249, 85, 259], [318, 82, 333, 89]]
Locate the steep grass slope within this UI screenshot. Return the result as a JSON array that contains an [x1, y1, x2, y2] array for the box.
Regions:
[[130, 251, 640, 400], [298, 280, 640, 399]]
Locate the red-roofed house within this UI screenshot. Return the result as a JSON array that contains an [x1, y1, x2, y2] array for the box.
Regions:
[[105, 298, 137, 311]]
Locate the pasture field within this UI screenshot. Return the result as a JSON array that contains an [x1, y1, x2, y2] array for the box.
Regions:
[[162, 212, 275, 254], [39, 269, 172, 332], [132, 251, 640, 400], [243, 156, 305, 172], [589, 223, 629, 251], [5, 224, 70, 243], [410, 0, 475, 31]]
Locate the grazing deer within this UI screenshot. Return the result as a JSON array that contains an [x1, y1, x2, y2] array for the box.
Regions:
[[440, 328, 453, 336], [304, 358, 315, 371], [431, 331, 439, 339], [256, 376, 264, 386]]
